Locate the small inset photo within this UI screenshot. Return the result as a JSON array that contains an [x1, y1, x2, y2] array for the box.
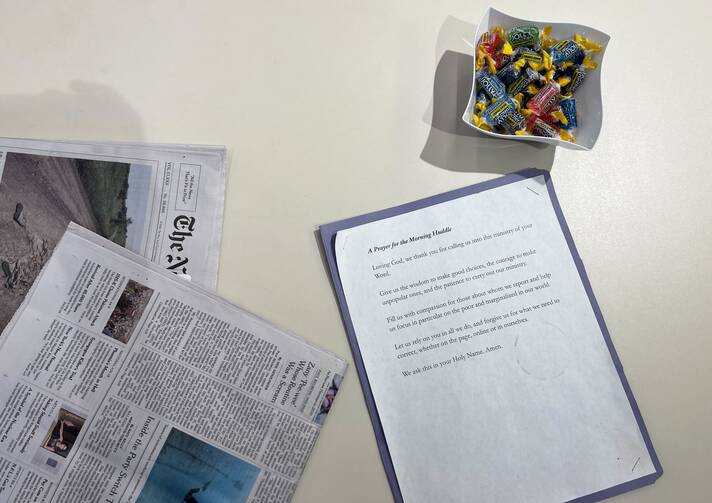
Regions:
[[102, 279, 154, 343], [41, 408, 86, 458], [315, 373, 343, 425], [137, 428, 260, 503]]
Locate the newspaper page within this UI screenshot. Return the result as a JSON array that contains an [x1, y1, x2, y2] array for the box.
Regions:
[[0, 138, 226, 333], [0, 224, 347, 503]]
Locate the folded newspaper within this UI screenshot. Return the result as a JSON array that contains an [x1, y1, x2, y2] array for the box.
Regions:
[[0, 224, 347, 502], [0, 137, 226, 334]]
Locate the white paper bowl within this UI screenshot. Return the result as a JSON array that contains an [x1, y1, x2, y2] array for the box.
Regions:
[[462, 7, 610, 151]]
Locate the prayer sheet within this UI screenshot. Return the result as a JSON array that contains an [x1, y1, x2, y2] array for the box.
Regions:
[[320, 170, 661, 503]]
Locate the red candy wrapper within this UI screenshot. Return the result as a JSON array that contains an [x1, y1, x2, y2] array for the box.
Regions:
[[526, 81, 560, 116], [478, 30, 504, 56], [530, 117, 559, 137]]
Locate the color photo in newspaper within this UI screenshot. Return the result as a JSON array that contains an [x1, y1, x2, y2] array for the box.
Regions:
[[0, 224, 346, 503], [0, 138, 226, 333]]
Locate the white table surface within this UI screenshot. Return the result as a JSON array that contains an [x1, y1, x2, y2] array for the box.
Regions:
[[2, 1, 710, 501]]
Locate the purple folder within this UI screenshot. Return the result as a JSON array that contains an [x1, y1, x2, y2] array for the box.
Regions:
[[318, 169, 662, 503]]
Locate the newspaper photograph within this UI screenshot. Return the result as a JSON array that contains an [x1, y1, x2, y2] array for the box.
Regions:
[[0, 224, 347, 503], [0, 138, 226, 333]]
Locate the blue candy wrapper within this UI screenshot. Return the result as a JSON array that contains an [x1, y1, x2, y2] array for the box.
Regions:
[[482, 98, 525, 132], [547, 39, 584, 66], [476, 71, 507, 101], [559, 97, 577, 130]]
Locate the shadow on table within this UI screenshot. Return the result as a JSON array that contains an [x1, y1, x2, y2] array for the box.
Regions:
[[0, 81, 144, 142], [313, 228, 342, 307], [420, 18, 556, 175]]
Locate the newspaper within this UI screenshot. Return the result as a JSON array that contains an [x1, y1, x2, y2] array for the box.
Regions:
[[0, 224, 347, 503], [0, 138, 226, 333]]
